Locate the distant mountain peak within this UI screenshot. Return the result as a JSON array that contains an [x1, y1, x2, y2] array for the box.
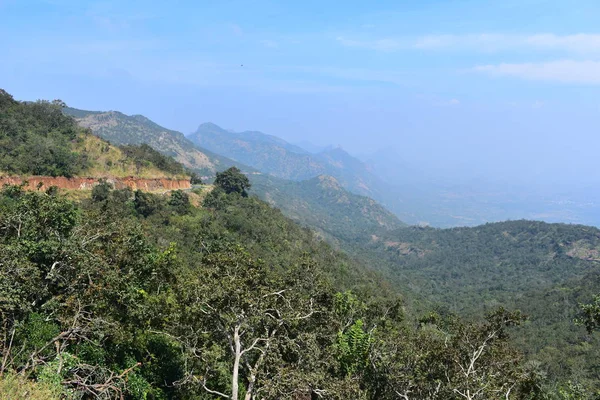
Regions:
[[196, 122, 225, 132]]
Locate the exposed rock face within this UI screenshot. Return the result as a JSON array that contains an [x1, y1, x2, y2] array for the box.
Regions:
[[0, 176, 191, 191]]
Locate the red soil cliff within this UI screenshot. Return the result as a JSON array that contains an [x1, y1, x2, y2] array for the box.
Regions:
[[0, 176, 191, 191]]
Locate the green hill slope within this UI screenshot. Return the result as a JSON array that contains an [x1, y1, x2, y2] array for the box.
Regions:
[[368, 220, 600, 313], [0, 90, 187, 180], [353, 219, 600, 388], [64, 106, 405, 245], [251, 174, 405, 243]]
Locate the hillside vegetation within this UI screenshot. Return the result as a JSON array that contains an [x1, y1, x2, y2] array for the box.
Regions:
[[0, 90, 188, 180], [0, 180, 557, 399], [64, 106, 405, 245], [354, 220, 600, 389], [252, 174, 405, 243], [0, 91, 563, 398]]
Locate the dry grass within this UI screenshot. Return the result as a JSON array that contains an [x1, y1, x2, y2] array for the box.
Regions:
[[74, 134, 187, 179], [0, 374, 61, 400]]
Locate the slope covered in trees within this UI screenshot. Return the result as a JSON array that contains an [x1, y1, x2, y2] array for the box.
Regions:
[[353, 220, 600, 391], [0, 90, 188, 180], [252, 174, 405, 243], [64, 104, 405, 245], [3, 90, 599, 397], [0, 183, 564, 399]]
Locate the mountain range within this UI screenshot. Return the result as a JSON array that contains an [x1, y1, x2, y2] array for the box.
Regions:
[[64, 106, 403, 243], [64, 108, 249, 178], [189, 122, 385, 200]]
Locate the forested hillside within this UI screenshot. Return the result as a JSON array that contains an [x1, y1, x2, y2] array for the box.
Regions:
[[65, 105, 406, 244], [2, 89, 599, 397], [252, 174, 405, 243], [1, 89, 590, 398], [0, 91, 188, 180], [0, 180, 564, 399], [355, 220, 600, 390]]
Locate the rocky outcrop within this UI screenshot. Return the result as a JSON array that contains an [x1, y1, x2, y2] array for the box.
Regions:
[[0, 176, 191, 191]]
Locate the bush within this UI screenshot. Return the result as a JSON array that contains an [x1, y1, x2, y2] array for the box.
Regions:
[[0, 373, 62, 400]]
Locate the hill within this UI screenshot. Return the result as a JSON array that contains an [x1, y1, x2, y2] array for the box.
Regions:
[[0, 177, 555, 399], [355, 219, 600, 387], [189, 122, 385, 199], [1, 89, 597, 396], [64, 108, 248, 178], [251, 174, 405, 243], [0, 90, 187, 183], [368, 220, 600, 312], [64, 106, 405, 244]]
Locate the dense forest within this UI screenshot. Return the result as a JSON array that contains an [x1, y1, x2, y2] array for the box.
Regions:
[[346, 221, 600, 392], [0, 181, 570, 399], [1, 89, 600, 398]]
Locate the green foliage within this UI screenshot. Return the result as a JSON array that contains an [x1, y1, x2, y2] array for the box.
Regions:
[[0, 89, 89, 177], [168, 190, 191, 215], [0, 184, 558, 399], [189, 171, 203, 185], [120, 143, 186, 176], [577, 294, 600, 333], [134, 189, 165, 217], [252, 174, 405, 243], [214, 166, 251, 196], [335, 319, 373, 376], [0, 373, 63, 399], [91, 179, 113, 202]]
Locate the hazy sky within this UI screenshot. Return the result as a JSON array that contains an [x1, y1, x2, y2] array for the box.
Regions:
[[2, 0, 600, 184]]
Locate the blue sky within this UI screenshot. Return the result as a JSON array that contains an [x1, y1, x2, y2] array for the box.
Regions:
[[2, 0, 600, 184]]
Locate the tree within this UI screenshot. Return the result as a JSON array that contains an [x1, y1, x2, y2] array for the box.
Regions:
[[214, 167, 251, 197], [91, 179, 112, 202], [168, 190, 191, 215], [190, 172, 203, 185], [174, 245, 326, 400], [134, 190, 163, 217], [577, 294, 600, 333]]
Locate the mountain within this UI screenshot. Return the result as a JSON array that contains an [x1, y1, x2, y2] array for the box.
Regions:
[[189, 122, 385, 199], [63, 106, 404, 241], [0, 91, 187, 182], [64, 108, 247, 177], [251, 174, 405, 244]]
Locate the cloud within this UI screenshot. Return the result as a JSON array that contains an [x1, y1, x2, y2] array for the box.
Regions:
[[473, 60, 600, 84], [337, 33, 600, 54]]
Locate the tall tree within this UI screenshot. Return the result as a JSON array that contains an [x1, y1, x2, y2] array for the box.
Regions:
[[214, 167, 251, 197]]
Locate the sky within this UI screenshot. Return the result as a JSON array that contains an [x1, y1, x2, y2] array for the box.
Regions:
[[2, 0, 600, 185]]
